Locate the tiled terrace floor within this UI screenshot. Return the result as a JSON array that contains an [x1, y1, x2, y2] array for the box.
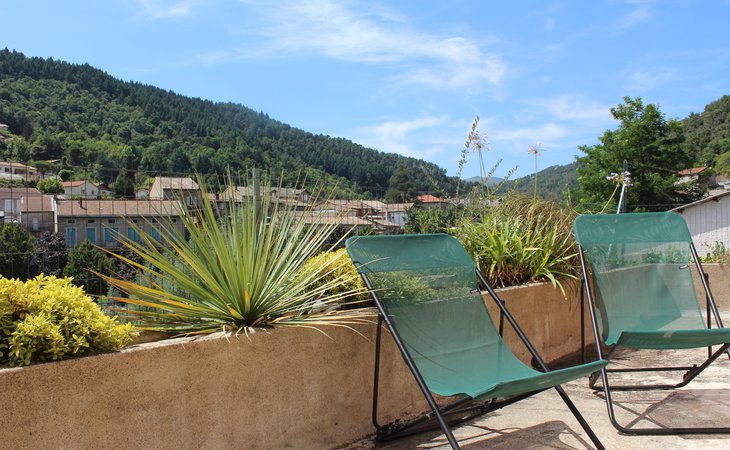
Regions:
[[346, 344, 730, 449]]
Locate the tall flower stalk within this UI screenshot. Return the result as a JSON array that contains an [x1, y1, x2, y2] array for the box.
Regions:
[[527, 144, 542, 199], [601, 171, 632, 213]]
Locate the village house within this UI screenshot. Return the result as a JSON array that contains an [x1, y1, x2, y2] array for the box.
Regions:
[[0, 161, 38, 183], [678, 167, 717, 190], [21, 192, 54, 234], [673, 190, 730, 255], [384, 203, 413, 228], [414, 194, 450, 210], [62, 180, 100, 199], [55, 199, 185, 248], [314, 199, 399, 232], [0, 187, 54, 234], [149, 177, 202, 209], [221, 185, 311, 209], [0, 187, 25, 224]]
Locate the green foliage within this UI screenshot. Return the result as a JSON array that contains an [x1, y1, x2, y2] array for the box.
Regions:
[[642, 247, 687, 264], [0, 178, 24, 188], [715, 151, 730, 176], [36, 177, 64, 194], [29, 232, 68, 277], [403, 204, 461, 234], [576, 97, 694, 211], [682, 95, 730, 167], [369, 271, 438, 304], [300, 248, 370, 307], [0, 224, 34, 279], [57, 169, 72, 181], [102, 177, 371, 334], [0, 275, 137, 366], [456, 195, 578, 291], [508, 163, 580, 204], [384, 167, 417, 202], [63, 240, 115, 297], [703, 242, 730, 265]]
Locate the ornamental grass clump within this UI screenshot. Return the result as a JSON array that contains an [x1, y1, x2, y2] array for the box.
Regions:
[[103, 178, 372, 334], [0, 275, 137, 367], [456, 194, 579, 292]]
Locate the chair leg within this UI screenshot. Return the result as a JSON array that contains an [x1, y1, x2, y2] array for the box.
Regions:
[[597, 360, 730, 434], [369, 315, 462, 448], [589, 344, 730, 392], [553, 385, 606, 450]]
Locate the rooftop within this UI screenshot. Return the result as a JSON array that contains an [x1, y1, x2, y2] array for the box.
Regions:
[[347, 345, 730, 449], [56, 199, 184, 217], [152, 176, 199, 190]]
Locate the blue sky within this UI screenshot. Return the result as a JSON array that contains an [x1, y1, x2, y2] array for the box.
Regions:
[[2, 0, 729, 179]]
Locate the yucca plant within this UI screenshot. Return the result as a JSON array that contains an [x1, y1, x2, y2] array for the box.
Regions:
[[102, 177, 372, 334]]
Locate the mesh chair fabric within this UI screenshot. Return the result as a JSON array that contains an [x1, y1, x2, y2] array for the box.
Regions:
[[347, 234, 606, 399], [573, 212, 729, 348]]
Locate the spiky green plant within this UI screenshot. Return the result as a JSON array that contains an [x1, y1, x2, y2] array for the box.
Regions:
[[456, 194, 579, 293], [102, 177, 372, 334]]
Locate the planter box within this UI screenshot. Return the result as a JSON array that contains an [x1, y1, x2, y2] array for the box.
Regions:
[[1, 270, 726, 449], [0, 322, 429, 450], [484, 279, 597, 365]]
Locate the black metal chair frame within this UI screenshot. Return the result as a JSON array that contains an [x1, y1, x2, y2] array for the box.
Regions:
[[577, 242, 730, 435], [360, 267, 606, 450]]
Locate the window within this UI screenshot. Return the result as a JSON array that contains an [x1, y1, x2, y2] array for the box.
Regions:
[[151, 227, 161, 241], [66, 228, 76, 247], [67, 219, 76, 225], [86, 227, 96, 244], [127, 227, 140, 242], [87, 219, 95, 224], [32, 218, 39, 231], [104, 227, 119, 245]]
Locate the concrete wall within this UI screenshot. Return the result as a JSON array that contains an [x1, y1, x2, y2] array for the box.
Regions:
[[0, 268, 727, 450], [0, 323, 428, 450], [693, 263, 730, 311], [484, 279, 597, 365], [675, 193, 730, 254]]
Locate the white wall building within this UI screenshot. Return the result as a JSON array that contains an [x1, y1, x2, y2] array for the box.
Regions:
[[673, 191, 730, 255], [62, 180, 100, 199]]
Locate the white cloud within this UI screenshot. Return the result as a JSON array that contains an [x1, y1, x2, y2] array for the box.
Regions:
[[350, 115, 453, 158], [626, 68, 688, 92], [136, 0, 201, 20], [218, 0, 505, 91], [529, 95, 613, 122], [491, 123, 568, 147], [619, 1, 652, 28]]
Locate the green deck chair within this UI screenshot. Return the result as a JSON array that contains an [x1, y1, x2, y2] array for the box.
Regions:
[[346, 234, 607, 450], [573, 212, 730, 435]]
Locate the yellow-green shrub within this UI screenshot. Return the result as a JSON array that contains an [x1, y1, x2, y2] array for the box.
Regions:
[[0, 275, 138, 367], [300, 248, 371, 307]]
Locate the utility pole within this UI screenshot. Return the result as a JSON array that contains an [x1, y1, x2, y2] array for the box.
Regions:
[[252, 167, 261, 227], [621, 159, 628, 213]]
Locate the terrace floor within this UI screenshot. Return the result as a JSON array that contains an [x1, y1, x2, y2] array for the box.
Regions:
[[346, 343, 730, 449]]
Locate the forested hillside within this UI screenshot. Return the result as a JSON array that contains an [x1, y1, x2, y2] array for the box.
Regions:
[[509, 163, 579, 203], [0, 49, 457, 197], [683, 95, 730, 174]]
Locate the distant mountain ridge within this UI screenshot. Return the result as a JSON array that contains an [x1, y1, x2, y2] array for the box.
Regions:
[[462, 163, 578, 202], [0, 49, 459, 198]]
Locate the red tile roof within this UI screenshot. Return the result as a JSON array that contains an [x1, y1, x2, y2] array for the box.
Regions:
[[416, 194, 447, 203], [678, 167, 707, 176]]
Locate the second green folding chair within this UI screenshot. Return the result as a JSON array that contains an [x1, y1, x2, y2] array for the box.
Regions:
[[574, 211, 730, 435]]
